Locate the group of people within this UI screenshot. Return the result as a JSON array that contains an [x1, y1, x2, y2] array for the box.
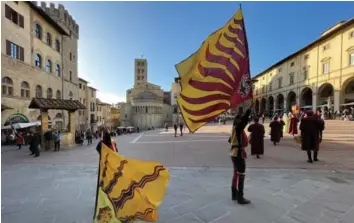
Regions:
[[228, 102, 326, 205], [44, 129, 61, 152]]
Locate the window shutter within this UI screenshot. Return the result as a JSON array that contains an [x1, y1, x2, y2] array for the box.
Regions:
[[6, 40, 11, 56], [16, 44, 20, 59], [19, 14, 24, 28], [5, 5, 11, 19], [19, 46, 24, 61]]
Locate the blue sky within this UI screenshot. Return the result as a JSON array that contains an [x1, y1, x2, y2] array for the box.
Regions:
[[57, 1, 354, 103]]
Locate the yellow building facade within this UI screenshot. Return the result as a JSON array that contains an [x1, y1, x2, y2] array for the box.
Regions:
[[252, 19, 354, 114]]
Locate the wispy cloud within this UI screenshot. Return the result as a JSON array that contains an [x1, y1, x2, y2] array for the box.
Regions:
[[96, 91, 126, 104]]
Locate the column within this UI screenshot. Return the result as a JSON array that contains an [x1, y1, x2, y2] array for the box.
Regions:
[[283, 100, 287, 113], [296, 96, 300, 107], [312, 93, 317, 111], [273, 99, 276, 113], [334, 90, 340, 112]]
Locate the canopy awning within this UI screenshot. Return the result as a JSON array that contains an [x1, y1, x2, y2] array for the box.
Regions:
[[1, 121, 41, 130], [29, 98, 86, 112]]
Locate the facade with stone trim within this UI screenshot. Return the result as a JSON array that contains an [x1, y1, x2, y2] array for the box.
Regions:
[[248, 19, 354, 115], [1, 1, 112, 131]]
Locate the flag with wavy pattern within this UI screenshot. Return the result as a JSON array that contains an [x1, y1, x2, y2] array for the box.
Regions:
[[176, 8, 252, 133], [93, 144, 170, 223]]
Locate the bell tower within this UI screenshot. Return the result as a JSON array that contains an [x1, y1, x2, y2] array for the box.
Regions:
[[134, 58, 147, 86]]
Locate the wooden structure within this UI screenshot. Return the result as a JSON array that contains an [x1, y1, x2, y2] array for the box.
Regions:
[[28, 98, 85, 146]]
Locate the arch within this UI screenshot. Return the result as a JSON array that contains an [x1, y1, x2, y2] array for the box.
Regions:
[[34, 23, 42, 39], [55, 113, 63, 119], [47, 88, 53, 99], [35, 54, 42, 68], [260, 98, 266, 114], [46, 59, 52, 73], [56, 90, 61, 99], [36, 85, 42, 98], [268, 96, 274, 113], [287, 91, 297, 111], [317, 83, 334, 106], [342, 77, 354, 105], [2, 77, 14, 96], [300, 87, 313, 107], [255, 99, 260, 114], [46, 32, 52, 46], [21, 81, 30, 98], [276, 94, 285, 110]]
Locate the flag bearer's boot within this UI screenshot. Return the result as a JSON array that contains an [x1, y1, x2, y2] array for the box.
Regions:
[[307, 151, 313, 163], [237, 175, 250, 205], [231, 186, 238, 201], [314, 151, 319, 162]]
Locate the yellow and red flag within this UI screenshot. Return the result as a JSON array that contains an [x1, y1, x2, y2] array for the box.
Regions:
[[176, 8, 253, 133], [93, 144, 170, 223]]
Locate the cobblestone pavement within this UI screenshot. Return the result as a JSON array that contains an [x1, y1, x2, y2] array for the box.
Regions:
[[2, 164, 354, 223], [1, 121, 354, 222]]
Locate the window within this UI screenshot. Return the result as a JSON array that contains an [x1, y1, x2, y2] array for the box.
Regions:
[[46, 60, 52, 73], [34, 24, 42, 39], [5, 4, 24, 28], [47, 88, 53, 99], [55, 113, 62, 119], [6, 40, 24, 61], [290, 62, 295, 67], [323, 44, 330, 51], [142, 69, 145, 73], [323, 63, 329, 74], [137, 61, 140, 66], [350, 52, 354, 66], [269, 73, 272, 77], [278, 68, 282, 73], [269, 82, 272, 91], [73, 54, 76, 61], [21, 81, 30, 98], [137, 69, 140, 73], [141, 61, 145, 66], [69, 52, 72, 61], [56, 90, 61, 99], [349, 31, 354, 38], [2, 77, 14, 96], [278, 77, 282, 88], [304, 54, 309, 60], [289, 73, 294, 85], [35, 54, 42, 68], [55, 40, 60, 52], [79, 83, 82, 89], [55, 64, 61, 77], [46, 32, 52, 46], [69, 91, 73, 100], [137, 76, 140, 80], [261, 85, 265, 94], [35, 85, 42, 98], [69, 71, 72, 81], [303, 70, 308, 80], [83, 85, 86, 90]]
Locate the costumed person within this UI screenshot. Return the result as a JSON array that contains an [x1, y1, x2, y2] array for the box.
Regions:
[[179, 123, 183, 136], [247, 117, 265, 159], [316, 110, 325, 144], [96, 126, 118, 154], [283, 112, 290, 135], [279, 115, 286, 138], [228, 102, 253, 205], [288, 112, 299, 136], [269, 116, 281, 146], [174, 123, 178, 137], [15, 132, 24, 150], [300, 111, 321, 163]]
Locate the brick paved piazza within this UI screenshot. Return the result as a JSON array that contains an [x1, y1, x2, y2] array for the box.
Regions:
[[2, 120, 354, 223]]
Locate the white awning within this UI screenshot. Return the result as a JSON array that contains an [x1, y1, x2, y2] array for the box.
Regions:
[[1, 121, 41, 130]]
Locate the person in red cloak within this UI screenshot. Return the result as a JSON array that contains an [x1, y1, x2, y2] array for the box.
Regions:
[[288, 112, 299, 136]]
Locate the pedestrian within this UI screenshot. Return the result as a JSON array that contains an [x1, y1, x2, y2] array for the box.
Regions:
[[86, 128, 93, 145], [289, 112, 299, 136], [269, 116, 281, 146], [300, 111, 321, 163], [15, 132, 24, 150], [174, 124, 178, 137], [316, 110, 325, 143], [28, 132, 35, 155], [31, 131, 40, 157], [229, 102, 253, 205], [96, 127, 118, 154], [261, 114, 265, 124], [247, 117, 265, 159], [179, 123, 183, 136], [279, 116, 286, 138], [44, 130, 52, 150], [54, 130, 61, 151]]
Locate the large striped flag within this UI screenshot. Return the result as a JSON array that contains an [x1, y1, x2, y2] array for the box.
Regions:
[[176, 8, 253, 133], [93, 144, 170, 223]]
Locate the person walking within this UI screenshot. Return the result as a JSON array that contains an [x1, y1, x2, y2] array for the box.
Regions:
[[300, 111, 321, 163], [261, 114, 265, 124], [316, 110, 325, 143], [229, 102, 253, 205], [289, 112, 299, 136], [15, 132, 24, 150], [179, 123, 183, 136], [247, 117, 265, 159], [44, 130, 52, 150], [31, 131, 41, 157], [173, 124, 178, 137], [269, 116, 281, 146], [86, 129, 93, 145], [54, 130, 61, 151]]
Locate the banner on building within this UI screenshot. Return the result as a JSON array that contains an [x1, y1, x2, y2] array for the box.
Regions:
[[175, 8, 253, 133]]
